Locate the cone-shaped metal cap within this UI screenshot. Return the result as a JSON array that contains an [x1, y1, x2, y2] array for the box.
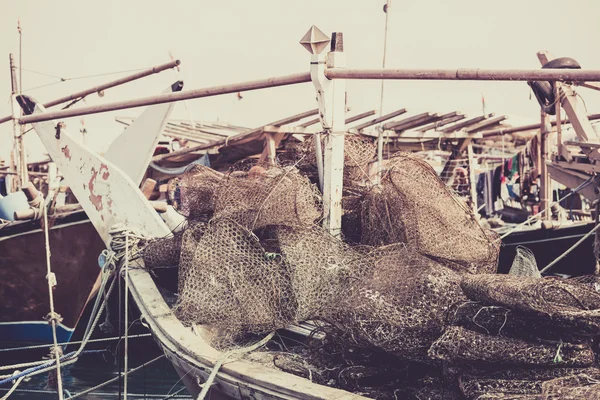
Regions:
[[299, 25, 330, 55]]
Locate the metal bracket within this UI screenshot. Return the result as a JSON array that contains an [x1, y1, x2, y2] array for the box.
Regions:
[[55, 122, 65, 139], [310, 53, 334, 130]]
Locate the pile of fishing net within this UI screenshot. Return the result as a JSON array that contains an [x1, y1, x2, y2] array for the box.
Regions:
[[431, 272, 600, 399], [139, 150, 600, 398]]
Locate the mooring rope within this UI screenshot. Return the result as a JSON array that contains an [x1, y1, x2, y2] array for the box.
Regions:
[[0, 333, 153, 353], [196, 331, 275, 400], [64, 355, 165, 400], [40, 194, 65, 400]]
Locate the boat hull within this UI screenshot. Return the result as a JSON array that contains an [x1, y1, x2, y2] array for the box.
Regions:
[[0, 212, 105, 344], [498, 221, 597, 275]]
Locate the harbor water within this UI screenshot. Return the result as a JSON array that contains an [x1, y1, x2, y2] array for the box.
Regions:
[[0, 336, 192, 399]]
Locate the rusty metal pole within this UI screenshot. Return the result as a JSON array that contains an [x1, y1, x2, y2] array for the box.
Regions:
[[540, 109, 551, 221], [19, 71, 311, 124], [325, 68, 600, 81], [7, 54, 18, 192], [0, 59, 181, 125]]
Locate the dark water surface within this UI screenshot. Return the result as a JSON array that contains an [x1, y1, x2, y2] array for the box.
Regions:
[[0, 336, 192, 399]]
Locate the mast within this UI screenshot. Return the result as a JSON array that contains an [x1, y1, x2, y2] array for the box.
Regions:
[[376, 0, 391, 184], [9, 53, 25, 191]]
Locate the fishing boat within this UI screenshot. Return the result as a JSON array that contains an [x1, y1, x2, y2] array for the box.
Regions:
[[13, 26, 600, 399], [0, 70, 182, 345]]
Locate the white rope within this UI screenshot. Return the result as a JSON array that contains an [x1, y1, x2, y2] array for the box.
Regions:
[[41, 196, 65, 400], [0, 358, 79, 400], [196, 332, 275, 400]]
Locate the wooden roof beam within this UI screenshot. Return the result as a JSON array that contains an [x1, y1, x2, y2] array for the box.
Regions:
[[152, 108, 318, 162], [390, 113, 443, 132], [298, 109, 377, 128], [383, 112, 432, 130], [418, 114, 466, 132], [351, 108, 407, 130], [465, 115, 507, 132], [439, 113, 494, 133]]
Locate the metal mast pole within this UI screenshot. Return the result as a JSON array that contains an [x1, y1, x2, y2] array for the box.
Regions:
[[17, 20, 28, 188], [377, 0, 391, 184], [8, 54, 18, 192]]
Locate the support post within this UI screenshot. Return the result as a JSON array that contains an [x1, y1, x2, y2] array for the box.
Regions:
[[303, 26, 345, 237], [377, 0, 392, 185], [322, 33, 346, 237], [265, 133, 277, 166], [540, 110, 551, 220], [467, 143, 478, 218]]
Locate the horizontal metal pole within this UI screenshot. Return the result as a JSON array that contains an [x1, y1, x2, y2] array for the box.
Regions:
[[481, 112, 600, 137], [0, 59, 181, 125], [325, 68, 600, 81], [20, 72, 311, 124]]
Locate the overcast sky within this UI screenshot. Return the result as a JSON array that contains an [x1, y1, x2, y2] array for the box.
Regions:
[[1, 0, 599, 160]]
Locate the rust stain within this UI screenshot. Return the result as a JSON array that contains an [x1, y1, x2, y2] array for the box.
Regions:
[[100, 163, 110, 180], [88, 167, 103, 212], [61, 145, 72, 160]]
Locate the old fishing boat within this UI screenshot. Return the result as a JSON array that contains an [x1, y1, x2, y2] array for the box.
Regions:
[[14, 27, 600, 399]]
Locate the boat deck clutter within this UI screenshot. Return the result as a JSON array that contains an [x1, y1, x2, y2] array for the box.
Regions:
[[142, 147, 600, 399]]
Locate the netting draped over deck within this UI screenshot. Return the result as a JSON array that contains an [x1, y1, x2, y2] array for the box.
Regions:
[[140, 143, 600, 398], [360, 154, 500, 274]]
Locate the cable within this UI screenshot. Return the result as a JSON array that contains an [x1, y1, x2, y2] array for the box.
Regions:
[[540, 223, 600, 274], [18, 66, 147, 82], [64, 355, 165, 400], [0, 334, 153, 353]]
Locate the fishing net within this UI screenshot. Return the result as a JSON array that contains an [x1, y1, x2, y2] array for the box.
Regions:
[[447, 302, 589, 344], [459, 367, 600, 399], [360, 153, 500, 274], [212, 167, 321, 231], [541, 373, 600, 399], [275, 225, 372, 322], [461, 274, 600, 335], [570, 274, 600, 292], [142, 230, 184, 269], [508, 246, 541, 278], [165, 141, 600, 396], [428, 326, 595, 367], [174, 218, 296, 342], [178, 165, 222, 218], [330, 246, 468, 362], [297, 133, 376, 185]]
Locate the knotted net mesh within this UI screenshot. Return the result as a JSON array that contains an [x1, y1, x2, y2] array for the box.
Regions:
[[508, 246, 541, 278], [461, 274, 600, 335], [140, 135, 600, 398], [541, 373, 600, 400], [360, 153, 500, 274]]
